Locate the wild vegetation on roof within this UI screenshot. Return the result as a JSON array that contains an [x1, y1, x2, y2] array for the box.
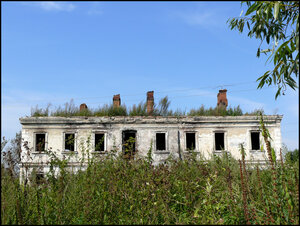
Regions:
[[30, 97, 263, 117]]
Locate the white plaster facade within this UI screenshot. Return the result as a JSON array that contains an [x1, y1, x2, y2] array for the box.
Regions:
[[19, 115, 283, 182]]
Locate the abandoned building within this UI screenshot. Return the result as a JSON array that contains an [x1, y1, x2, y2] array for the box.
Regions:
[[19, 90, 283, 182]]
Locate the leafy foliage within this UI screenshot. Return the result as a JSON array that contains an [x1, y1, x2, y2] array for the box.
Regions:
[[285, 149, 299, 164], [1, 132, 22, 177], [227, 1, 299, 99], [1, 137, 8, 152], [1, 150, 299, 224]]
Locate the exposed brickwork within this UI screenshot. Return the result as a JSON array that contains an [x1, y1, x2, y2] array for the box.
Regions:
[[80, 103, 88, 111], [113, 94, 121, 107], [147, 91, 154, 116], [217, 89, 228, 108]]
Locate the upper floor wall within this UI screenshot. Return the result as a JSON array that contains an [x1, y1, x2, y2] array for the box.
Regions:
[[20, 115, 283, 164]]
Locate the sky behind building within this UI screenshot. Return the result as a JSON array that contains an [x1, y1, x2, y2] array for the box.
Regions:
[[2, 1, 299, 150]]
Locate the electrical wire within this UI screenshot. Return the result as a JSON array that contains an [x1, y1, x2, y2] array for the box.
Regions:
[[3, 80, 272, 106]]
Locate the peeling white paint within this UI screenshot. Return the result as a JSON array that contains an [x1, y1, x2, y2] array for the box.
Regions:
[[19, 115, 283, 182]]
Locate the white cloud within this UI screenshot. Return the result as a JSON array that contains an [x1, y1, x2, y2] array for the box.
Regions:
[[170, 5, 228, 29], [86, 2, 103, 16], [87, 8, 103, 16], [24, 2, 76, 12], [176, 11, 218, 27]]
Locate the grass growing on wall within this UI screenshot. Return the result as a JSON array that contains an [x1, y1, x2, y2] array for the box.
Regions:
[[30, 98, 262, 117]]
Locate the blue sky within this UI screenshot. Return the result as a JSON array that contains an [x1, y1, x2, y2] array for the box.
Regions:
[[2, 1, 299, 150]]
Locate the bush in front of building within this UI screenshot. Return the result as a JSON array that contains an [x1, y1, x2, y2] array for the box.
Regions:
[[1, 146, 299, 225]]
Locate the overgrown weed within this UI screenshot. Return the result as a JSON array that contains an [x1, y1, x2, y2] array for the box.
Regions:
[[30, 98, 263, 117], [2, 150, 298, 225]]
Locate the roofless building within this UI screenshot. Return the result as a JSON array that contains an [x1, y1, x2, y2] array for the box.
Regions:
[[19, 90, 283, 182]]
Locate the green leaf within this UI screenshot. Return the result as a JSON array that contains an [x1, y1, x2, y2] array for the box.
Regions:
[[257, 71, 271, 88], [266, 35, 270, 44], [275, 87, 281, 99], [245, 3, 259, 16], [274, 2, 279, 20], [239, 9, 244, 17], [257, 48, 260, 57]]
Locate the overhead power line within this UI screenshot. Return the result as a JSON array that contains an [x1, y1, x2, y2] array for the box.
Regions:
[[83, 87, 272, 106], [4, 80, 266, 105], [62, 80, 259, 103]]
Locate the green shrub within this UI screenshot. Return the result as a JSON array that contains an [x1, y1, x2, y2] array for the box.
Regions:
[[2, 150, 299, 225]]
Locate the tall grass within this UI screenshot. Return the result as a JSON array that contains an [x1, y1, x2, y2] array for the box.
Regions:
[[1, 149, 299, 225], [30, 98, 262, 117]]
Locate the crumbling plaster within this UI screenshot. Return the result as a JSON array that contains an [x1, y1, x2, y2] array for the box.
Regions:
[[20, 115, 282, 164]]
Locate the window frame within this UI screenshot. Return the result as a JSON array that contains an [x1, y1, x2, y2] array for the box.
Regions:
[[155, 131, 168, 152], [249, 130, 261, 152], [33, 132, 47, 153], [35, 172, 45, 185], [94, 132, 106, 152], [122, 130, 137, 159], [213, 130, 227, 152], [63, 132, 77, 153], [185, 131, 197, 151]]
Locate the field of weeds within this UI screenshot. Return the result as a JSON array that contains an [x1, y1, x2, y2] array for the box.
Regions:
[[1, 149, 299, 225]]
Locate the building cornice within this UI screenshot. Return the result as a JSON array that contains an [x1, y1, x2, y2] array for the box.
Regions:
[[20, 115, 283, 125]]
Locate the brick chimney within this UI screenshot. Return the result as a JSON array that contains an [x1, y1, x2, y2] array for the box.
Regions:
[[80, 103, 88, 111], [147, 91, 154, 115], [217, 89, 228, 108], [113, 94, 121, 107]]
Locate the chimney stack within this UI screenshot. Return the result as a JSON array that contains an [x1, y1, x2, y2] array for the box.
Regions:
[[147, 91, 154, 115], [113, 94, 121, 107], [80, 103, 88, 111], [217, 89, 228, 108]]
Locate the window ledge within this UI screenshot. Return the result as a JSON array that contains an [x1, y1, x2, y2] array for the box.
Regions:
[[213, 150, 228, 153], [183, 150, 200, 153], [154, 151, 170, 154], [91, 151, 108, 154], [62, 151, 78, 154], [250, 150, 264, 153]]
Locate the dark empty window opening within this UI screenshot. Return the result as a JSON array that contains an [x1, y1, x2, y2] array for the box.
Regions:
[[95, 134, 105, 151], [186, 133, 196, 150], [36, 134, 45, 152], [251, 132, 260, 150], [215, 133, 225, 151], [156, 133, 166, 151], [36, 173, 44, 185], [65, 133, 75, 151], [122, 131, 136, 159]]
